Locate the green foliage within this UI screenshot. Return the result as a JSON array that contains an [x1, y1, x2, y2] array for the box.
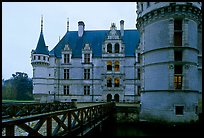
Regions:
[[2, 72, 33, 100]]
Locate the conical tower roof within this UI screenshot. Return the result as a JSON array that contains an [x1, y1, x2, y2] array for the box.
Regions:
[[34, 15, 49, 55], [35, 32, 49, 55]]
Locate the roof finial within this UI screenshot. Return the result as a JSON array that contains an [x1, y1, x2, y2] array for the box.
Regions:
[[67, 18, 69, 32], [41, 15, 43, 32]]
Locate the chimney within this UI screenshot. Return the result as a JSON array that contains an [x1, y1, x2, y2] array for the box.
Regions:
[[120, 20, 124, 37], [78, 21, 85, 37]]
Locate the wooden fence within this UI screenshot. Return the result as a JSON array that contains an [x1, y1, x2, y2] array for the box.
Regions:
[[2, 102, 74, 119], [2, 102, 115, 136]]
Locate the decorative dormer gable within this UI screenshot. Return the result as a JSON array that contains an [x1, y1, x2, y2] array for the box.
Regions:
[[82, 43, 92, 64], [102, 22, 124, 55], [83, 43, 92, 51], [107, 23, 120, 40], [61, 44, 72, 64], [63, 44, 71, 51]]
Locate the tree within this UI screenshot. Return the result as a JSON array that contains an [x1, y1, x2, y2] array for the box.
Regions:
[[12, 72, 33, 100], [2, 72, 33, 100]]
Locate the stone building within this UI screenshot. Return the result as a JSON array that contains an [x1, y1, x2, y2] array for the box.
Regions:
[[136, 2, 202, 123], [31, 18, 141, 103], [31, 2, 202, 123]]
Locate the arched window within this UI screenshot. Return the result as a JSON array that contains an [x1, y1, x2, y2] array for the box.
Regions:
[[107, 61, 112, 71], [107, 78, 112, 87], [107, 43, 112, 53], [114, 43, 119, 53], [114, 61, 120, 72], [114, 78, 120, 87]]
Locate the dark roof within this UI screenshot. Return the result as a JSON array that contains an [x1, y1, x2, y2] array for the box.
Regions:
[[34, 32, 49, 55], [49, 29, 139, 58]]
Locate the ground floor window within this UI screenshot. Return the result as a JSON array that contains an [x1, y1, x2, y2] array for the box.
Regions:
[[64, 85, 69, 95], [84, 86, 90, 95], [175, 105, 184, 115]]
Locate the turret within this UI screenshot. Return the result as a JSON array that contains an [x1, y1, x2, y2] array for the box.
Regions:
[[31, 16, 50, 101], [136, 2, 202, 123]]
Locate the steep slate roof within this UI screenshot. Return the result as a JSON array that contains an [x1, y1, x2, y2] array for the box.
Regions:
[[49, 29, 139, 58], [34, 32, 49, 55]]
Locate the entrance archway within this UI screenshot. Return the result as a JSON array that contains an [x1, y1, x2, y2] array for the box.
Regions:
[[114, 94, 119, 102], [107, 94, 112, 102]]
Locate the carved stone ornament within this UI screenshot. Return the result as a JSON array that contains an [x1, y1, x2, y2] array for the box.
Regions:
[[169, 64, 174, 69]]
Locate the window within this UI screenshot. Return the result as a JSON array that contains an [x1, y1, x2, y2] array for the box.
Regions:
[[114, 61, 120, 72], [174, 65, 182, 89], [43, 56, 46, 60], [84, 53, 90, 63], [138, 68, 141, 80], [64, 85, 69, 95], [64, 69, 69, 79], [174, 65, 182, 74], [107, 61, 112, 71], [138, 86, 141, 96], [107, 43, 112, 53], [141, 3, 143, 11], [64, 54, 70, 64], [114, 78, 120, 87], [174, 32, 182, 46], [84, 69, 90, 80], [107, 78, 112, 87], [174, 19, 182, 30], [115, 43, 119, 53], [138, 53, 141, 63], [34, 56, 36, 60], [174, 75, 182, 89], [175, 106, 184, 115], [147, 2, 150, 8], [195, 105, 198, 115], [174, 51, 182, 61], [84, 86, 90, 95], [174, 19, 182, 46], [38, 56, 41, 60]]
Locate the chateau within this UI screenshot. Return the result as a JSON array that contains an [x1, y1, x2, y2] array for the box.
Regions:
[[31, 2, 202, 123], [31, 19, 141, 103]]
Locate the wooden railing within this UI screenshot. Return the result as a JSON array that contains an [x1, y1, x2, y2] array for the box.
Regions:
[[2, 102, 115, 136], [2, 102, 74, 119]]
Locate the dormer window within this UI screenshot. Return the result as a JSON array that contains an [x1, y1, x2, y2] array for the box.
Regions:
[[84, 54, 90, 63], [107, 43, 112, 53], [64, 54, 70, 64], [115, 43, 120, 53], [62, 44, 72, 64], [82, 43, 92, 64]]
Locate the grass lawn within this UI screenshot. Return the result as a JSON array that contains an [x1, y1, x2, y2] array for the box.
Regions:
[[2, 99, 36, 103]]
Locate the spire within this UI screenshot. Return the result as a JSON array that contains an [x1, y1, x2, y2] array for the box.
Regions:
[[34, 15, 49, 55], [41, 15, 43, 32], [67, 18, 69, 32]]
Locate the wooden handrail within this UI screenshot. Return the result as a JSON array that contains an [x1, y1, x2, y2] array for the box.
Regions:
[[2, 102, 73, 119], [2, 102, 115, 136]]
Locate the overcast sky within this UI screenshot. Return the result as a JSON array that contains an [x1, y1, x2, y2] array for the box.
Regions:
[[2, 2, 137, 80]]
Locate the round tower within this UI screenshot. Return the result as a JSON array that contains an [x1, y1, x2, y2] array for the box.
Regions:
[[136, 2, 202, 123], [31, 16, 50, 101]]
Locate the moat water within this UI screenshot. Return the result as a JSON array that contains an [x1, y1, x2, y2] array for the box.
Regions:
[[89, 121, 202, 136]]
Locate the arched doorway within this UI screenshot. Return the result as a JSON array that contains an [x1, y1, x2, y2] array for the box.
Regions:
[[114, 94, 119, 102], [107, 94, 112, 102]]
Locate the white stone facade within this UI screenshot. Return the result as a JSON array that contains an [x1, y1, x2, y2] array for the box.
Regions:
[[31, 21, 141, 103], [137, 2, 202, 123]]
